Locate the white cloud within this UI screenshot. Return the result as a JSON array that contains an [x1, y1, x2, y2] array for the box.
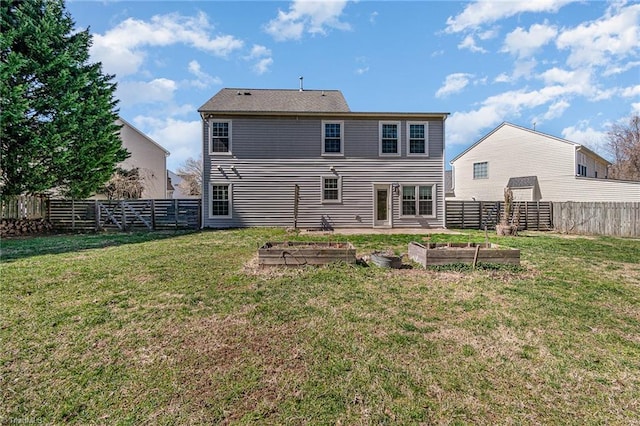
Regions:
[[187, 60, 222, 89], [632, 103, 640, 115], [478, 28, 498, 40], [445, 0, 574, 33], [91, 12, 244, 76], [561, 121, 607, 153], [621, 85, 640, 98], [117, 78, 177, 107], [502, 23, 557, 58], [134, 116, 202, 170], [354, 56, 370, 75], [458, 35, 486, 53], [245, 44, 273, 75], [370, 11, 378, 24], [512, 59, 538, 80], [265, 0, 351, 41], [603, 60, 640, 76], [447, 83, 593, 145], [436, 73, 473, 98], [556, 3, 640, 68], [539, 67, 576, 85], [494, 73, 511, 83], [543, 99, 570, 120], [253, 58, 274, 75]]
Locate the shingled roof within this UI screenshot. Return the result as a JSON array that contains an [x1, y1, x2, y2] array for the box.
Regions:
[[198, 88, 351, 113], [507, 176, 539, 188]]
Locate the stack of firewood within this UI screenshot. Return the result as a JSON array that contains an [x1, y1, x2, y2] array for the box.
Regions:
[[0, 218, 53, 237]]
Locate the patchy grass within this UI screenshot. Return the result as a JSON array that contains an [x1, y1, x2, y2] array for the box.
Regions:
[[1, 229, 639, 424]]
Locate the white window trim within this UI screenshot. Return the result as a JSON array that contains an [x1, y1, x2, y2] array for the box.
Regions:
[[321, 120, 344, 156], [406, 121, 429, 157], [473, 161, 488, 180], [208, 182, 232, 219], [209, 119, 232, 156], [379, 121, 401, 157], [399, 184, 436, 219], [321, 175, 342, 204]]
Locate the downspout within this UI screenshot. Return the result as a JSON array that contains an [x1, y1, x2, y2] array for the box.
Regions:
[[442, 115, 447, 229], [200, 112, 207, 229]]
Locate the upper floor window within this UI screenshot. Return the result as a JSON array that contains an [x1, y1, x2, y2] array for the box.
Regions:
[[210, 120, 231, 154], [407, 122, 428, 156], [401, 185, 435, 217], [577, 164, 587, 176], [322, 121, 344, 155], [473, 162, 488, 179], [321, 176, 342, 203], [379, 122, 400, 156]]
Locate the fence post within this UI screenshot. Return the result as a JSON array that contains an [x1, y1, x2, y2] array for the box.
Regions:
[[118, 200, 123, 231], [71, 199, 75, 230], [174, 199, 179, 228], [151, 199, 156, 230], [94, 200, 99, 231]]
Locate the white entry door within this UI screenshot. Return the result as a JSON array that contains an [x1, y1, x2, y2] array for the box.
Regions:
[[373, 184, 391, 227]]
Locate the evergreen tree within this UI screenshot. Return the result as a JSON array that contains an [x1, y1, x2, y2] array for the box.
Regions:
[[0, 0, 128, 198]]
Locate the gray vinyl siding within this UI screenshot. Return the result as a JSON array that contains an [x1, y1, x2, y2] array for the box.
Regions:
[[206, 116, 444, 160], [203, 117, 445, 228]]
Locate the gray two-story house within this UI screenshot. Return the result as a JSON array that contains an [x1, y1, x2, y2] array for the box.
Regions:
[[198, 88, 449, 229]]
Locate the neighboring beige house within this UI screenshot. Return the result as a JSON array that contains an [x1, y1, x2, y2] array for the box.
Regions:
[[167, 170, 200, 199], [115, 118, 170, 199], [449, 122, 640, 202]]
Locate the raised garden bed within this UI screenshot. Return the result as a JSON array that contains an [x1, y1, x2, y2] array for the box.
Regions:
[[258, 241, 356, 266], [408, 242, 520, 267]]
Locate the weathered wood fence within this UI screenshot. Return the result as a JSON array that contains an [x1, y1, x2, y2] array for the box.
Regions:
[[48, 199, 201, 231], [1, 195, 48, 219], [553, 202, 640, 237], [446, 201, 553, 231]]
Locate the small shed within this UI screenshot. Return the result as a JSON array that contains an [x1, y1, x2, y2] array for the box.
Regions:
[[507, 176, 541, 201]]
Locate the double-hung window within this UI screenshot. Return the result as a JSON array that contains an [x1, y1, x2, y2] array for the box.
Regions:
[[379, 122, 400, 156], [210, 183, 231, 218], [473, 162, 488, 179], [401, 185, 434, 217], [577, 164, 587, 176], [577, 153, 587, 176], [321, 176, 341, 203], [407, 122, 428, 156], [322, 121, 344, 155], [210, 120, 231, 154]]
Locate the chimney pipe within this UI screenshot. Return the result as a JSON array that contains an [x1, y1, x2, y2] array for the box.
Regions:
[[299, 76, 303, 92]]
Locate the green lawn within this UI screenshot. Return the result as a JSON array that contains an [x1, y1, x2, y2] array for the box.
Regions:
[[1, 229, 639, 424]]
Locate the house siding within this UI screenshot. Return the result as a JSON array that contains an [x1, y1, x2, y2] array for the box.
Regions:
[[203, 117, 445, 228], [450, 123, 639, 202], [93, 119, 169, 199]]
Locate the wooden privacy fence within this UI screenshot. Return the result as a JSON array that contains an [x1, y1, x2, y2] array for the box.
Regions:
[[553, 202, 640, 237], [49, 199, 201, 231], [1, 195, 48, 219], [446, 201, 553, 231]]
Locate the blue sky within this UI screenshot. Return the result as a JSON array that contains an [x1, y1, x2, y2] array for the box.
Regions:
[[66, 0, 640, 171]]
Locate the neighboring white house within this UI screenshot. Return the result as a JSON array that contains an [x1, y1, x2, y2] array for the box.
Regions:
[[115, 118, 170, 199], [167, 170, 200, 199], [449, 122, 640, 202]]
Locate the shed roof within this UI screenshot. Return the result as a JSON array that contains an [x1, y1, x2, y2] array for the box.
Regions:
[[507, 176, 539, 188], [198, 88, 351, 113]]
